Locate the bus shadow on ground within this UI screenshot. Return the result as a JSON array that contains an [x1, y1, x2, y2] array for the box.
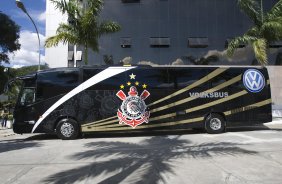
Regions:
[[0, 139, 42, 153], [82, 129, 201, 139], [25, 134, 58, 140], [25, 124, 281, 140], [42, 136, 257, 184]]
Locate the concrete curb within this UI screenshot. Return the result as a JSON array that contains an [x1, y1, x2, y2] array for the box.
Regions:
[[0, 128, 16, 137]]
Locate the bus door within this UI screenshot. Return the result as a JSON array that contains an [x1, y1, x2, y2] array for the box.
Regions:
[[13, 79, 38, 133]]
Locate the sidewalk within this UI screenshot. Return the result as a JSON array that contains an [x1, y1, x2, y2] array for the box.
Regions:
[[264, 119, 282, 129], [0, 127, 16, 137]]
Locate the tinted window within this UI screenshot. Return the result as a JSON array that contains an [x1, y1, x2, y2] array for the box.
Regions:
[[83, 68, 126, 90], [83, 69, 101, 81], [210, 68, 244, 90], [38, 70, 79, 86], [170, 68, 209, 89], [126, 68, 172, 89], [23, 79, 36, 88], [37, 69, 80, 100]]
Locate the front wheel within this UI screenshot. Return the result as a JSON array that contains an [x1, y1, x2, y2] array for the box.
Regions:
[[205, 114, 225, 134], [56, 118, 80, 140]]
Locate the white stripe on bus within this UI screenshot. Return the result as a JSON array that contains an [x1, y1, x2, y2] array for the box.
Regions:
[[32, 66, 136, 133]]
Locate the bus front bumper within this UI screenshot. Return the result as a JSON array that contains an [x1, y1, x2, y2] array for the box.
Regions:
[[13, 123, 34, 134]]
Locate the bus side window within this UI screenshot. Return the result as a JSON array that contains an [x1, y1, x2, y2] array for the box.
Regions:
[[20, 88, 35, 106]]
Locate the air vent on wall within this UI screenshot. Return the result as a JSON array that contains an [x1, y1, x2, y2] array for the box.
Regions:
[[120, 37, 132, 48], [269, 41, 282, 48], [188, 37, 209, 48], [225, 38, 246, 48], [150, 37, 170, 47], [121, 0, 140, 3]]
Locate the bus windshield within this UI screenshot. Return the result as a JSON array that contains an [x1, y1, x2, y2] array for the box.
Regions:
[[19, 88, 35, 106]]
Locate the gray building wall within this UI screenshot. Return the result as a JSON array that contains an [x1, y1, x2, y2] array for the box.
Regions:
[[76, 0, 281, 66], [266, 66, 282, 117]]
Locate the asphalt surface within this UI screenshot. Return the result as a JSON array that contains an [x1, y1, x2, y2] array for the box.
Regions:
[[1, 122, 282, 184]]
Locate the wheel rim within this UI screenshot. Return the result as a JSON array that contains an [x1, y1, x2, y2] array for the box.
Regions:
[[60, 122, 74, 137], [210, 118, 222, 130]]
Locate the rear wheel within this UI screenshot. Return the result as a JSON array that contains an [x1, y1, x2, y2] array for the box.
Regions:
[[56, 118, 80, 140], [205, 113, 225, 134]]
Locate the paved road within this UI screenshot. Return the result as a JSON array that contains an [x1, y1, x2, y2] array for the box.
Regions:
[[1, 124, 282, 184]]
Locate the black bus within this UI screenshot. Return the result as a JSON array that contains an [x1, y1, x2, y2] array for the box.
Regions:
[[12, 65, 272, 139]]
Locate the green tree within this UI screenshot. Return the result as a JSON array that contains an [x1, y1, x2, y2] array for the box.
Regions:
[[0, 12, 21, 64], [227, 0, 282, 65], [1, 65, 49, 107], [45, 0, 121, 65], [0, 66, 8, 93]]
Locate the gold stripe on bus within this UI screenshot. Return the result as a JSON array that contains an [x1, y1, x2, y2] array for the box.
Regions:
[[87, 90, 247, 130], [186, 90, 248, 113], [82, 98, 271, 132], [81, 116, 116, 127], [82, 81, 269, 130], [90, 112, 178, 129], [82, 117, 204, 132], [86, 75, 270, 126], [148, 68, 228, 107], [82, 73, 269, 130], [224, 99, 272, 116], [90, 118, 119, 127], [150, 112, 177, 121], [82, 69, 229, 128], [150, 74, 241, 113]]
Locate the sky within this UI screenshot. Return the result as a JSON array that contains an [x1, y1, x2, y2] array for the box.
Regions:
[[0, 0, 46, 68]]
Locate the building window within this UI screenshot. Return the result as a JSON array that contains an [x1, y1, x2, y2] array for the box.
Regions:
[[76, 51, 82, 61], [120, 37, 132, 48], [150, 37, 170, 48], [188, 37, 209, 48], [269, 41, 282, 48], [68, 61, 74, 67], [121, 0, 140, 3], [225, 38, 245, 48], [68, 51, 74, 61]]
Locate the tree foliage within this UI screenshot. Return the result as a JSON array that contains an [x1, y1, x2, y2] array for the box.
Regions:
[[0, 12, 21, 64], [0, 65, 49, 107], [227, 0, 282, 65], [45, 0, 121, 65]]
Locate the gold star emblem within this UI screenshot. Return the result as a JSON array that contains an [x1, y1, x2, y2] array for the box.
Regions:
[[127, 81, 131, 86], [129, 73, 136, 80], [135, 81, 139, 86], [142, 83, 147, 89], [120, 84, 124, 89]]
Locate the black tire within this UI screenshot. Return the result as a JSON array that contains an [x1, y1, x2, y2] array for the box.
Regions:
[[205, 113, 225, 134], [56, 118, 80, 140]]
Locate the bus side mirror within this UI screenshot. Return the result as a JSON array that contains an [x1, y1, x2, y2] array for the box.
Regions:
[[4, 79, 16, 93]]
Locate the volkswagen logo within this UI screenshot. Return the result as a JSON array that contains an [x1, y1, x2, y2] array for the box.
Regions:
[[243, 69, 265, 93]]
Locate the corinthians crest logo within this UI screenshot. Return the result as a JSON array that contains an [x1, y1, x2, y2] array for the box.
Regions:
[[116, 73, 150, 128]]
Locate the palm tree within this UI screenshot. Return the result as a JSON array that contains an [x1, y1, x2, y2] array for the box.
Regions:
[[185, 55, 219, 65], [43, 136, 256, 183], [45, 0, 121, 65], [227, 0, 282, 65]]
